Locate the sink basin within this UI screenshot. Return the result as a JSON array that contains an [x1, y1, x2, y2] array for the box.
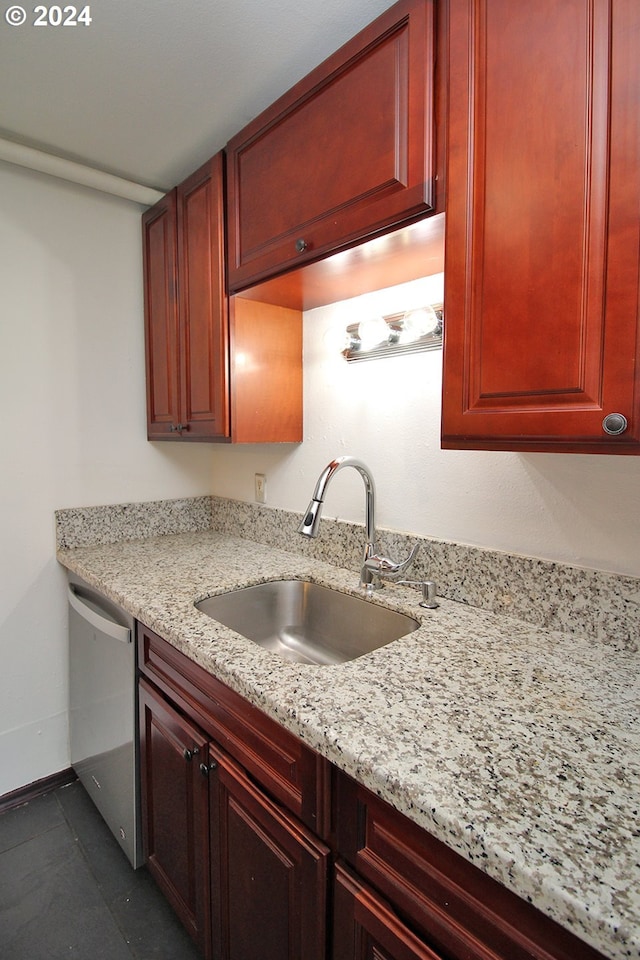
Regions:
[[195, 579, 419, 666]]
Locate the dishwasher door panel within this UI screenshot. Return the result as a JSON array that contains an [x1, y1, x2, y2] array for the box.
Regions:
[[68, 579, 142, 868]]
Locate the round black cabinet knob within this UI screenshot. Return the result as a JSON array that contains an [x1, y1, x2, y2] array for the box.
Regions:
[[602, 413, 628, 436], [200, 759, 218, 776], [295, 238, 308, 253]]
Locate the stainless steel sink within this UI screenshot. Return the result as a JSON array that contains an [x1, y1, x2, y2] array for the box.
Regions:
[[195, 579, 419, 666]]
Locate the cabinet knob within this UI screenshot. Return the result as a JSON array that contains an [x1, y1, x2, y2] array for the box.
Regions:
[[183, 746, 199, 761], [602, 413, 628, 436], [295, 238, 308, 253], [200, 759, 218, 776]]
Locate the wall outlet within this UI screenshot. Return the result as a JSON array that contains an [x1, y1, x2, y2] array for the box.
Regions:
[[254, 473, 267, 503]]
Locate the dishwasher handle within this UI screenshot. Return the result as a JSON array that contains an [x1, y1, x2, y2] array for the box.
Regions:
[[68, 586, 132, 644]]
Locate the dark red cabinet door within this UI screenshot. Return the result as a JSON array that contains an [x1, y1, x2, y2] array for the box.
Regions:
[[138, 678, 211, 956], [226, 0, 436, 292], [142, 190, 180, 439], [208, 743, 329, 960], [333, 862, 443, 960], [176, 154, 230, 440], [442, 0, 640, 453], [143, 153, 230, 441]]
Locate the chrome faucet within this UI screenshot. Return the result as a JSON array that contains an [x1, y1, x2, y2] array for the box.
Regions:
[[297, 456, 418, 591]]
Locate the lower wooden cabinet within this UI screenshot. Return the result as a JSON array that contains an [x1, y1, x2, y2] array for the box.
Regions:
[[334, 862, 443, 960], [138, 625, 607, 960], [138, 626, 329, 960], [209, 743, 328, 960], [334, 771, 607, 960], [139, 677, 210, 952]]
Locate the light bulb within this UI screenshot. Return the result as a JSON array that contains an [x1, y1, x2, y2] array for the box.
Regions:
[[399, 306, 439, 343], [357, 315, 389, 349]]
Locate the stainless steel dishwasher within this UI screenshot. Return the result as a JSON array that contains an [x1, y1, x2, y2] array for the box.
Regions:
[[67, 572, 143, 868]]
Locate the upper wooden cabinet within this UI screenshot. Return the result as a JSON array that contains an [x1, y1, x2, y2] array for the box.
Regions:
[[143, 154, 229, 441], [142, 155, 302, 444], [142, 189, 180, 436], [226, 0, 437, 293], [442, 0, 640, 453]]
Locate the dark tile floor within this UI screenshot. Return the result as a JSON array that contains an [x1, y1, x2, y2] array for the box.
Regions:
[[0, 780, 202, 959]]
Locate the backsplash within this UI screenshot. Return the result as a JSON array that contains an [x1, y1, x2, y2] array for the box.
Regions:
[[55, 496, 214, 548], [56, 495, 639, 652]]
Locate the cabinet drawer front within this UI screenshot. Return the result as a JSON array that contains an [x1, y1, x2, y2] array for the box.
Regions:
[[335, 773, 606, 960], [137, 623, 328, 833], [227, 0, 435, 291]]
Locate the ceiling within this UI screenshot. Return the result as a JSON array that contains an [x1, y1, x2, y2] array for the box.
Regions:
[[0, 0, 393, 193]]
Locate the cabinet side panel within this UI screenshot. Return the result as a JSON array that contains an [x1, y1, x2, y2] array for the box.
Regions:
[[231, 298, 303, 443]]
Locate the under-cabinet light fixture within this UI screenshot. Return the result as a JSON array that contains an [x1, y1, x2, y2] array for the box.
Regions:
[[342, 304, 443, 362]]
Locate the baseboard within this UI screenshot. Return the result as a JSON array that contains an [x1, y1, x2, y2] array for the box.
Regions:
[[0, 768, 78, 815]]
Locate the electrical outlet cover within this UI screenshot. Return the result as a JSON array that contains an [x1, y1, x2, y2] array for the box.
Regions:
[[255, 473, 266, 503]]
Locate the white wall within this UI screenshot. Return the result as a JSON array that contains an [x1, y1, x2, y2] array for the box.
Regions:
[[0, 163, 214, 795], [210, 275, 640, 579]]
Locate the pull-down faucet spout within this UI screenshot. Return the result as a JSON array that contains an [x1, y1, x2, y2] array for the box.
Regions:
[[298, 456, 418, 592], [297, 457, 377, 587]]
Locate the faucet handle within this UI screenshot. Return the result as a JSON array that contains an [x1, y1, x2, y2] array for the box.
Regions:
[[363, 543, 419, 581]]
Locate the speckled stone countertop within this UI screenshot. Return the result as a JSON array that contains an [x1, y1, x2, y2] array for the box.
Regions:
[[57, 530, 640, 960]]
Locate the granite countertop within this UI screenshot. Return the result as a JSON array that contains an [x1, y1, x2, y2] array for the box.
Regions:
[[57, 530, 640, 960]]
